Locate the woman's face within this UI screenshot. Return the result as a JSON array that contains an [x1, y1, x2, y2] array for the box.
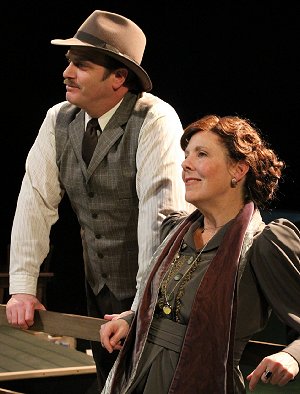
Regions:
[[182, 130, 235, 207]]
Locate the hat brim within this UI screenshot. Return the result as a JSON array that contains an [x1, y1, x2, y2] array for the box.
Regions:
[[51, 38, 152, 92]]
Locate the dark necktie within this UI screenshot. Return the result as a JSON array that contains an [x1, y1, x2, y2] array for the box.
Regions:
[[82, 118, 100, 165]]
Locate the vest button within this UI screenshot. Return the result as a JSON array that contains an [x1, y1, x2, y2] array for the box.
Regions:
[[101, 273, 108, 278], [97, 252, 104, 258], [92, 213, 98, 219], [88, 191, 94, 198]]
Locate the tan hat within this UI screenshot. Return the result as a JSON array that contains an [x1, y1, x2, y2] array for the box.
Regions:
[[51, 10, 152, 92]]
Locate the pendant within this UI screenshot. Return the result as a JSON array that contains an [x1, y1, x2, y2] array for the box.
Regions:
[[163, 304, 172, 315]]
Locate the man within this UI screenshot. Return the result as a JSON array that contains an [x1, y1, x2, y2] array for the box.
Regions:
[[6, 10, 191, 391]]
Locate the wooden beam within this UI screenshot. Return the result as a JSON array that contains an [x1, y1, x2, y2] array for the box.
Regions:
[[0, 304, 106, 342]]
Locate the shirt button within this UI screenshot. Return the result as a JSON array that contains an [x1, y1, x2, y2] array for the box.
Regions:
[[174, 273, 183, 281]]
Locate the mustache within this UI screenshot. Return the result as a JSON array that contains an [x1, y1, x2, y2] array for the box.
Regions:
[[63, 78, 79, 88]]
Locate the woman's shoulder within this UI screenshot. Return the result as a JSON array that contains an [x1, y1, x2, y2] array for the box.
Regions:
[[256, 218, 300, 248], [160, 210, 197, 242], [252, 218, 300, 269]]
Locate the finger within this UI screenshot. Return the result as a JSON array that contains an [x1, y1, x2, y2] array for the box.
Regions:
[[11, 309, 29, 329], [100, 339, 115, 353], [275, 371, 295, 387], [114, 343, 123, 351], [101, 337, 112, 353], [103, 314, 119, 321], [6, 308, 12, 325], [109, 334, 122, 348], [247, 372, 260, 391], [247, 364, 269, 391], [24, 307, 35, 327], [36, 303, 46, 311], [100, 327, 118, 353]]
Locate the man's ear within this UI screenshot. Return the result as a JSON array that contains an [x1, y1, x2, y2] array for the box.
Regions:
[[112, 68, 128, 88]]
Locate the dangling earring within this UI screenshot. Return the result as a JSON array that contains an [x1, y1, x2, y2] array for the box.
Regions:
[[231, 178, 238, 188]]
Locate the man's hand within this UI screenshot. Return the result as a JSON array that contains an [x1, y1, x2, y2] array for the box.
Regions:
[[6, 294, 46, 329], [247, 351, 299, 391]]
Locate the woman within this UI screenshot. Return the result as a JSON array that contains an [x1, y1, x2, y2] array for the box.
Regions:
[[100, 115, 300, 393]]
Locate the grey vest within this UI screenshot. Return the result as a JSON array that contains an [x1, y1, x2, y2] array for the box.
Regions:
[[55, 92, 150, 299]]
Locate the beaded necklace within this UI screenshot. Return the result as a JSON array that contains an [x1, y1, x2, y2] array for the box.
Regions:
[[158, 239, 208, 321]]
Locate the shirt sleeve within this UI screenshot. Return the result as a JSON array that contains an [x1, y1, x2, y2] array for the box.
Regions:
[[251, 218, 300, 362], [131, 96, 193, 311], [9, 103, 65, 295]]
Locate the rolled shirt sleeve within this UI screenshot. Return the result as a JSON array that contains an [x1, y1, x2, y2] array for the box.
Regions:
[[9, 103, 65, 295]]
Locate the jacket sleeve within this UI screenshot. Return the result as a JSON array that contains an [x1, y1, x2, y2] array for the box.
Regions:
[[251, 218, 300, 363]]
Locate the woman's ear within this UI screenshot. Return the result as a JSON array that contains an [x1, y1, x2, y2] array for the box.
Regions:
[[232, 161, 249, 182]]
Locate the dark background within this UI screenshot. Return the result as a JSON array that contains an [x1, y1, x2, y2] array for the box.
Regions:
[[1, 1, 299, 316]]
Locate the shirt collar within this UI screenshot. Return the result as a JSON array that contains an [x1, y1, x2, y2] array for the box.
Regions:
[[85, 98, 123, 130]]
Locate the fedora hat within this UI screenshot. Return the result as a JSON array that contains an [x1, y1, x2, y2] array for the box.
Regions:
[[51, 10, 152, 92]]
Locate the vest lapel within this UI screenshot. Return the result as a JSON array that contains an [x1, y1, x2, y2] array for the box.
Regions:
[[74, 93, 138, 177]]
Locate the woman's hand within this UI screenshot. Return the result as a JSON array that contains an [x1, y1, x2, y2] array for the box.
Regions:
[[247, 351, 299, 391], [104, 310, 134, 321], [100, 318, 130, 353]]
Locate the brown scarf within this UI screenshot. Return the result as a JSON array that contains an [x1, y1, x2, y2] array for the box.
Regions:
[[169, 202, 254, 393]]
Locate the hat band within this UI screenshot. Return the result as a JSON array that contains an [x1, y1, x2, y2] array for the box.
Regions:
[[75, 31, 125, 58], [75, 31, 106, 47]]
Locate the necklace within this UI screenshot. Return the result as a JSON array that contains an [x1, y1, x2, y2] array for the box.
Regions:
[[201, 224, 224, 233], [159, 240, 208, 317]]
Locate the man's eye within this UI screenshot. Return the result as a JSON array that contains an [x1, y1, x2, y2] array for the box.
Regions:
[[74, 61, 84, 67]]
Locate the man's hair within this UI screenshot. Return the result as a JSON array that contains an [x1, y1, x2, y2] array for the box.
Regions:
[[70, 46, 141, 92]]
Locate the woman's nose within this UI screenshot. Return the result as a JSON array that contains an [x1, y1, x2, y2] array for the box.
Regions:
[[182, 156, 192, 170]]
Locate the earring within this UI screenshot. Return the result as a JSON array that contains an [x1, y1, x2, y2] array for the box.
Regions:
[[231, 178, 238, 188]]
